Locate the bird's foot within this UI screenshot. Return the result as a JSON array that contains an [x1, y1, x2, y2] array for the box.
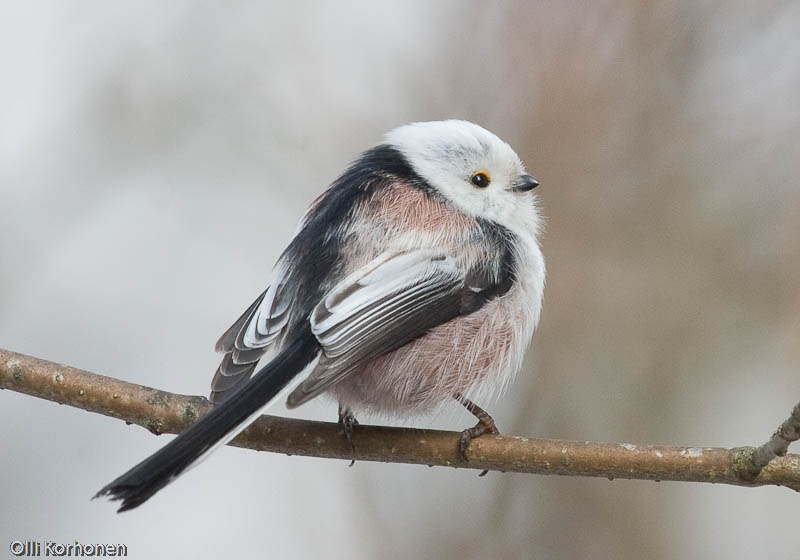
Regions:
[[338, 404, 359, 466], [454, 393, 500, 476]]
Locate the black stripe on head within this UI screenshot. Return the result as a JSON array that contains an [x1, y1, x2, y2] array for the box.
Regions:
[[344, 144, 433, 194], [276, 145, 434, 338]]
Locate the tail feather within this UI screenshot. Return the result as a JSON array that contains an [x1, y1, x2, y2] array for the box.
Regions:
[[95, 327, 319, 512]]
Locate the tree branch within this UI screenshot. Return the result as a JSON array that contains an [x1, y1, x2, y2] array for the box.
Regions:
[[2, 347, 799, 491]]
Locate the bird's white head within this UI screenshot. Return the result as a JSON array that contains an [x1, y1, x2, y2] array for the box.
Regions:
[[384, 120, 541, 238]]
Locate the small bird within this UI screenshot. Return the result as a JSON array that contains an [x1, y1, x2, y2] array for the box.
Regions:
[[96, 120, 545, 512]]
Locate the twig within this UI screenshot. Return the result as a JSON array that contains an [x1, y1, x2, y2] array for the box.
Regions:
[[1, 347, 798, 491], [744, 401, 800, 479]]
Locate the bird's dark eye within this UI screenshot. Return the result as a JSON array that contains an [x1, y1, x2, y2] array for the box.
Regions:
[[470, 170, 491, 188]]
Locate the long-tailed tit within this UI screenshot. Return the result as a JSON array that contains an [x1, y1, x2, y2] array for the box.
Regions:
[[97, 120, 545, 512]]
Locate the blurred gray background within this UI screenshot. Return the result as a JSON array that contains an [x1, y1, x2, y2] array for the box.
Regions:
[[1, 2, 798, 558]]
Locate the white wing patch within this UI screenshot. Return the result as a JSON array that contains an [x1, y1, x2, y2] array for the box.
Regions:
[[241, 270, 292, 351], [286, 250, 465, 407], [211, 265, 296, 404]]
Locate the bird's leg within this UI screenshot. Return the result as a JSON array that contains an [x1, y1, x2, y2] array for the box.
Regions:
[[338, 403, 359, 466], [454, 392, 499, 476]]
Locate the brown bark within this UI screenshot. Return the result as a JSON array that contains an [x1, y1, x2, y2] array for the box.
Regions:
[[1, 347, 798, 491]]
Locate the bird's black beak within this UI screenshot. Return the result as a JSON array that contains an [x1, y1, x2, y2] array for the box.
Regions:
[[513, 174, 540, 192]]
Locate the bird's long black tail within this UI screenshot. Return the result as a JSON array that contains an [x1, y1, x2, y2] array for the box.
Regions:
[[95, 326, 319, 512]]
